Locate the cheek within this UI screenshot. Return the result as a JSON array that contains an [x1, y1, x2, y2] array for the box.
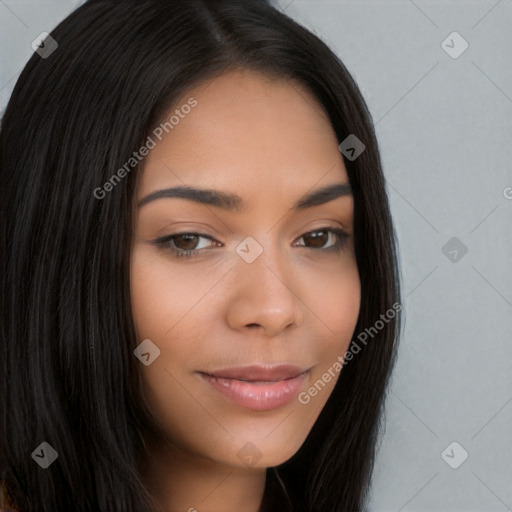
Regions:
[[130, 250, 163, 339], [295, 271, 360, 415], [305, 258, 361, 342], [129, 248, 210, 342], [303, 260, 360, 388]]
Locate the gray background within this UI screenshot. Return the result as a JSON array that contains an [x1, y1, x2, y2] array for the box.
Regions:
[[1, 1, 511, 510]]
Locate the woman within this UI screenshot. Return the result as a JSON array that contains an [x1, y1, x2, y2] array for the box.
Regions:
[[0, 0, 401, 510]]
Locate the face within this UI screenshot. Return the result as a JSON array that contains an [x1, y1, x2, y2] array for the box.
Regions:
[[130, 69, 360, 469]]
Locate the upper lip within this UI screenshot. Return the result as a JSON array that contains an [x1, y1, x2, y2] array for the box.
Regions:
[[201, 364, 308, 382]]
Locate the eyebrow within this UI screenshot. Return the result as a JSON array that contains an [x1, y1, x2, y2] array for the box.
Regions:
[[137, 182, 352, 211]]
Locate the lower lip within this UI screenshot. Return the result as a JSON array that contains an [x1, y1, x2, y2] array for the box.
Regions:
[[199, 372, 308, 411]]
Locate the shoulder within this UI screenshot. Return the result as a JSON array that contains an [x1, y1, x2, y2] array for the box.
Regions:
[[1, 480, 18, 512]]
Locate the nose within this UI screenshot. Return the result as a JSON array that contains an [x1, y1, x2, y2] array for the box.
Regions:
[[225, 243, 304, 337]]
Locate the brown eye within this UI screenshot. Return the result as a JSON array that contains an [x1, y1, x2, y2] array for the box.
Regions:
[[172, 234, 200, 250], [151, 232, 220, 259], [303, 231, 329, 248], [152, 228, 348, 260], [296, 228, 349, 252]]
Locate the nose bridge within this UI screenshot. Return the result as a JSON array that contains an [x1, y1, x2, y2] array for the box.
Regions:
[[235, 234, 288, 291], [228, 234, 304, 333]]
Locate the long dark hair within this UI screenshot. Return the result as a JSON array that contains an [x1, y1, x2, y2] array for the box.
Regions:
[[0, 0, 401, 510]]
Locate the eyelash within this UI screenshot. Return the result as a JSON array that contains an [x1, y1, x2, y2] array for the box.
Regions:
[[151, 227, 349, 259]]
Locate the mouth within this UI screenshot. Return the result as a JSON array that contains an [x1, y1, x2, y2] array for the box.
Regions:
[[198, 364, 310, 411]]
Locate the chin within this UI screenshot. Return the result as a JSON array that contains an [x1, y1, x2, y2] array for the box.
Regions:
[[215, 427, 310, 470]]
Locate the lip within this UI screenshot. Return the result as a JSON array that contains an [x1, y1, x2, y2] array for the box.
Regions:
[[199, 364, 310, 411]]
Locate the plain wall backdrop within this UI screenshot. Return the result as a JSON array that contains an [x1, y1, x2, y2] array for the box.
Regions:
[[1, 1, 511, 510]]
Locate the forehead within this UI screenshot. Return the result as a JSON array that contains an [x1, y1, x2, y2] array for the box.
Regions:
[[138, 68, 348, 202]]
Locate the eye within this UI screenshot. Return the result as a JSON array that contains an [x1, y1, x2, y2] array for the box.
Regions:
[[294, 228, 349, 252], [151, 227, 349, 259], [151, 232, 220, 258]]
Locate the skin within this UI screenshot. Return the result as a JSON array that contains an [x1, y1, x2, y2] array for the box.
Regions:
[[130, 68, 361, 512]]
